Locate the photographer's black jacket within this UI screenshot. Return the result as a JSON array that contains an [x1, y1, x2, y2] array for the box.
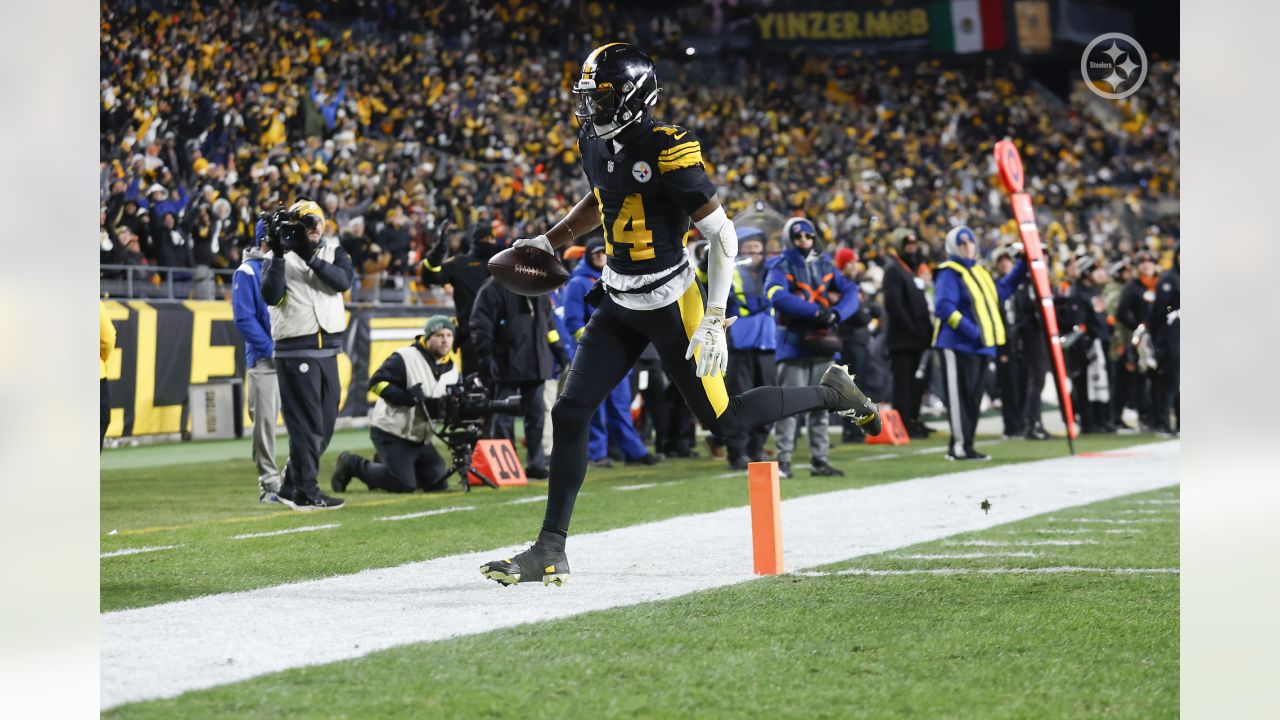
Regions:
[[368, 338, 454, 414]]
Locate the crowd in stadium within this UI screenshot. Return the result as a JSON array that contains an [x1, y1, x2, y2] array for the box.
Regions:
[[99, 0, 1180, 458], [99, 0, 1179, 283]]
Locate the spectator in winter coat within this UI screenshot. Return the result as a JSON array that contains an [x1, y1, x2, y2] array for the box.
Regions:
[[470, 275, 567, 478], [932, 225, 1026, 461], [232, 220, 281, 502], [764, 217, 863, 478], [881, 227, 935, 438], [1148, 245, 1179, 435]]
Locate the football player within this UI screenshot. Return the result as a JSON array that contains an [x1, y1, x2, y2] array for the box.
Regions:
[[480, 43, 882, 586]]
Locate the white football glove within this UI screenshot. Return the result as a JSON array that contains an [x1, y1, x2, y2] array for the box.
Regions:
[[685, 305, 737, 378], [513, 234, 554, 255]]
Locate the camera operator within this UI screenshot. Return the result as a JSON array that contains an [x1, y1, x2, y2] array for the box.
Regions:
[[331, 316, 458, 494], [260, 199, 353, 511]]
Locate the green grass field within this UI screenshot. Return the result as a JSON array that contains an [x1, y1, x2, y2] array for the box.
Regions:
[[102, 428, 1177, 718]]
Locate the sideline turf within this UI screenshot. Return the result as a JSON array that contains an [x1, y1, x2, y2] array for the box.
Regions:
[[101, 433, 1160, 611], [104, 487, 1178, 719]]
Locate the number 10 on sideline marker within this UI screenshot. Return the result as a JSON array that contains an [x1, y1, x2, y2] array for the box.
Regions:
[[748, 462, 783, 575]]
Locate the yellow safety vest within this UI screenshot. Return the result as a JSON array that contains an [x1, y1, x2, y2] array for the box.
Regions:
[[936, 261, 1005, 347]]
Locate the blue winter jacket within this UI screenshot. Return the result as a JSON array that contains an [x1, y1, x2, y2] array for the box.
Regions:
[[933, 255, 1026, 357], [764, 247, 859, 363], [726, 260, 776, 352], [231, 252, 274, 366], [562, 260, 601, 358]]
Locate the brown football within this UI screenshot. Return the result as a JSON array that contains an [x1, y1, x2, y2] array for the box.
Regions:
[[487, 245, 570, 296]]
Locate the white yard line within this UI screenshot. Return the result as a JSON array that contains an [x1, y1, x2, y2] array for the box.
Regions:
[[946, 539, 1098, 547], [614, 482, 660, 491], [1105, 528, 1144, 534], [897, 552, 1040, 560], [1048, 517, 1173, 524], [1117, 509, 1168, 515], [100, 545, 180, 559], [101, 441, 1179, 710], [1128, 499, 1179, 505], [796, 566, 1180, 577], [231, 525, 340, 540], [1012, 528, 1095, 535], [375, 506, 475, 522], [503, 496, 547, 506]]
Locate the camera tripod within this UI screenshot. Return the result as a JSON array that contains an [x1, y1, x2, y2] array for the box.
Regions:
[[437, 420, 499, 492]]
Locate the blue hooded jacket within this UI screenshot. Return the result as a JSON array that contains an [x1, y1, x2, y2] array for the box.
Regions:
[[562, 257, 601, 358], [231, 221, 274, 366], [764, 246, 859, 363]]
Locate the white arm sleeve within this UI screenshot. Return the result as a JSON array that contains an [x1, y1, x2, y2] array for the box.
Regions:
[[693, 206, 737, 310]]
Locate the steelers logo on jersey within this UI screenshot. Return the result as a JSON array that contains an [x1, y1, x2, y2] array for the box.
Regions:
[[632, 161, 653, 183]]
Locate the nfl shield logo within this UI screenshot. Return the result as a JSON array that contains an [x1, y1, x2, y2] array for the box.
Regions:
[[607, 160, 614, 173]]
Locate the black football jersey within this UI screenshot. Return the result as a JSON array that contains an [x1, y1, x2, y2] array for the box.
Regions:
[[578, 121, 718, 276]]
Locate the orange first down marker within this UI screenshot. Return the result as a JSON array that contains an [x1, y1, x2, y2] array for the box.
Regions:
[[748, 461, 783, 575]]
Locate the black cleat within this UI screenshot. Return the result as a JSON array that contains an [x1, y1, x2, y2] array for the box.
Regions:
[[287, 492, 345, 511], [778, 461, 794, 479], [820, 364, 882, 436], [331, 452, 357, 493], [524, 465, 550, 480], [810, 459, 845, 477], [481, 531, 570, 586]]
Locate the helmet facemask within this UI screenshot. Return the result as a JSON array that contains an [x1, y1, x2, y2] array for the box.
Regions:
[[573, 71, 658, 140]]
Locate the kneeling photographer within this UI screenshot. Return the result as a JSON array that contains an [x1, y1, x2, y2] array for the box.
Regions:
[[331, 316, 459, 493]]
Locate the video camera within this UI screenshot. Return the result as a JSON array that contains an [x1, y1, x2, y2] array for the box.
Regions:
[[260, 206, 321, 257], [437, 375, 522, 425], [424, 374, 522, 491]]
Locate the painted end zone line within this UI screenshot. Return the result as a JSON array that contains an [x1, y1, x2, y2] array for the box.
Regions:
[[232, 524, 340, 540], [100, 442, 1179, 710], [101, 545, 180, 559], [796, 566, 1180, 577], [376, 506, 475, 522]]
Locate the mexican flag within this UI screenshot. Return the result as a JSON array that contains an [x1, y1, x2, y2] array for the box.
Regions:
[[930, 0, 1006, 53]]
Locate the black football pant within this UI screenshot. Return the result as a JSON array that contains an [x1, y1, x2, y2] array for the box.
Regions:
[[940, 348, 989, 457], [543, 285, 831, 536], [100, 378, 110, 451], [353, 427, 447, 492], [724, 349, 776, 461], [277, 354, 340, 503]]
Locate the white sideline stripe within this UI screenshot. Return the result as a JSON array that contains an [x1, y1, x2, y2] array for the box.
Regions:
[[100, 545, 180, 559], [376, 506, 475, 522], [897, 552, 1040, 560], [796, 566, 1180, 578], [614, 483, 659, 491], [231, 525, 340, 540], [100, 442, 1179, 710], [503, 496, 546, 506], [1048, 517, 1172, 524], [946, 539, 1098, 547]]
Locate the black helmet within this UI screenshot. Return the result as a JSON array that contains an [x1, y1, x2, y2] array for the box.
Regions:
[[573, 43, 660, 141]]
